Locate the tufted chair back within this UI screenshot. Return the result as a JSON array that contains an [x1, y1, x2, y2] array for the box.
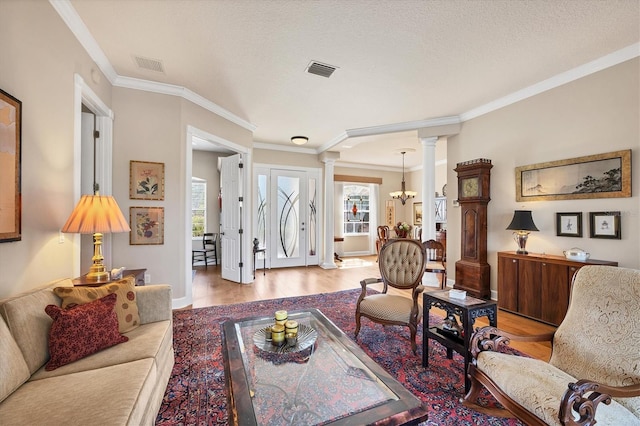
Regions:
[[378, 239, 426, 290], [355, 239, 426, 353]]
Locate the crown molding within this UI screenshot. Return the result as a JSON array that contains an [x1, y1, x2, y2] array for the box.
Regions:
[[115, 76, 256, 131], [253, 141, 316, 154], [51, 0, 256, 133], [318, 116, 461, 154], [49, 0, 118, 83], [460, 43, 640, 122], [335, 161, 399, 172]]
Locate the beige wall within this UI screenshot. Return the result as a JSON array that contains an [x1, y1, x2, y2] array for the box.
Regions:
[[447, 58, 639, 297], [110, 89, 251, 301], [253, 148, 324, 169], [0, 1, 112, 298]]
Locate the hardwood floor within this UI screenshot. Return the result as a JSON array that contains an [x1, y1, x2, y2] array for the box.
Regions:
[[191, 255, 554, 361]]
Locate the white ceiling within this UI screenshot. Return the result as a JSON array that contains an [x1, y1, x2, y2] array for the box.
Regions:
[[65, 0, 639, 169]]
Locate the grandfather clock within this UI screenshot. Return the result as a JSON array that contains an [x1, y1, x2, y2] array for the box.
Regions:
[[454, 159, 493, 299]]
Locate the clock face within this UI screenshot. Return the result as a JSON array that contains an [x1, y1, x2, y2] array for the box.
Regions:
[[461, 177, 479, 198]]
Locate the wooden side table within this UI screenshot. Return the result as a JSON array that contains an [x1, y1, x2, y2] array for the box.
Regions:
[[72, 268, 147, 287], [422, 289, 497, 393]]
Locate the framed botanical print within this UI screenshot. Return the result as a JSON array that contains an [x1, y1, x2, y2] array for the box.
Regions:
[[130, 206, 164, 245], [130, 161, 165, 200], [556, 212, 582, 237], [589, 211, 621, 239]]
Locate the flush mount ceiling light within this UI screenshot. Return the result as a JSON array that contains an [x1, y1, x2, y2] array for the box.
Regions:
[[390, 151, 417, 205], [291, 136, 309, 145]]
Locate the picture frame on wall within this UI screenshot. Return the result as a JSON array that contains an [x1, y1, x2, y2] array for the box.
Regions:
[[0, 89, 22, 243], [515, 150, 631, 202], [130, 160, 165, 200], [385, 200, 395, 227], [589, 211, 621, 239], [413, 202, 423, 225], [555, 212, 582, 237], [130, 206, 164, 245]]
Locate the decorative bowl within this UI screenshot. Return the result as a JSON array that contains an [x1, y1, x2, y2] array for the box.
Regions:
[[563, 248, 590, 262]]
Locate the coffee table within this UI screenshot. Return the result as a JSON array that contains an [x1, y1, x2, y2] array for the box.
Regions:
[[222, 308, 428, 425]]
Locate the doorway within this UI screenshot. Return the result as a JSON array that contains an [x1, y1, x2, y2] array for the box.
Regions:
[[255, 166, 320, 269]]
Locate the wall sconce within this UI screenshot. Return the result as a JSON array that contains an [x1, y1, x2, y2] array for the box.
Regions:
[[506, 210, 539, 254]]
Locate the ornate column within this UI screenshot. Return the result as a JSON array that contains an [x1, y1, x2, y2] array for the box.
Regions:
[[420, 137, 437, 242], [320, 152, 340, 269]]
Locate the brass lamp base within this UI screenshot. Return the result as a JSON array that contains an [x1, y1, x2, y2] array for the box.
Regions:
[[86, 265, 110, 282], [86, 232, 109, 282]]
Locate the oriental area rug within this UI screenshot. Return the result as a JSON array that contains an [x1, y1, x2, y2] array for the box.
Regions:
[[156, 289, 525, 426]]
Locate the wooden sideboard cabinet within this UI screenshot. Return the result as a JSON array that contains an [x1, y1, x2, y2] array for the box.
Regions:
[[497, 252, 617, 326]]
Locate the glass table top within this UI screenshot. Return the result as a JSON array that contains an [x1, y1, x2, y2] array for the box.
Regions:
[[222, 309, 428, 426]]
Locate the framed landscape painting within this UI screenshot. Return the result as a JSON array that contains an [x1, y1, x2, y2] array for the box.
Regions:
[[515, 150, 631, 202], [130, 161, 165, 200], [0, 89, 22, 242]]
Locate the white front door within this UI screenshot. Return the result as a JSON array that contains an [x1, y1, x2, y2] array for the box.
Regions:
[[220, 154, 242, 282], [270, 169, 308, 268]]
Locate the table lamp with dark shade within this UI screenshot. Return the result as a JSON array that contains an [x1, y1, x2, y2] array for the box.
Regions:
[[506, 210, 539, 254], [61, 194, 131, 282]]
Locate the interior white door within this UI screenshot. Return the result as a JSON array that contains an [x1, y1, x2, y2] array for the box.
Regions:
[[270, 169, 308, 268], [220, 154, 242, 282]]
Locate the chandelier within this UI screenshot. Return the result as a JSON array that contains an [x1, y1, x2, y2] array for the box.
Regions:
[[389, 151, 416, 205]]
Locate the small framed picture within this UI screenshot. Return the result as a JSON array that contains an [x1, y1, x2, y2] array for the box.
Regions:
[[556, 212, 582, 237], [130, 161, 165, 200], [413, 202, 423, 225], [385, 200, 395, 227], [130, 207, 164, 245], [589, 211, 621, 239]]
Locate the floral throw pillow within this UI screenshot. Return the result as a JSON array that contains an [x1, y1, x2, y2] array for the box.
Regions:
[[45, 293, 128, 371], [54, 276, 140, 333]]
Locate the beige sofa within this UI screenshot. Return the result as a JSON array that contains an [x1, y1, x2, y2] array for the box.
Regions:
[[0, 278, 174, 426]]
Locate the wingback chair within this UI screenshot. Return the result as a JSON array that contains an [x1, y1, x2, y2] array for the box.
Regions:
[[355, 239, 426, 354], [463, 265, 640, 425]]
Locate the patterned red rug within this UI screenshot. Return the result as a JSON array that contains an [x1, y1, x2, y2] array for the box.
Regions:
[[156, 289, 525, 425]]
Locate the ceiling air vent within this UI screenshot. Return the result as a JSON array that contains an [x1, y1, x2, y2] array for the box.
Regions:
[[306, 61, 338, 78], [133, 55, 165, 73]]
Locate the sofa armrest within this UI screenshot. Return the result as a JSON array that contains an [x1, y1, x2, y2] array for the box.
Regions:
[[135, 284, 172, 324], [559, 380, 640, 426], [469, 326, 555, 361]]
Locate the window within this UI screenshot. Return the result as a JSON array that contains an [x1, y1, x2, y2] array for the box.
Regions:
[[192, 178, 206, 237], [343, 184, 370, 235]]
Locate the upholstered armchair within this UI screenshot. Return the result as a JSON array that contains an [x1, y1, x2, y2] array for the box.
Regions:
[[355, 239, 426, 354], [463, 265, 640, 425]]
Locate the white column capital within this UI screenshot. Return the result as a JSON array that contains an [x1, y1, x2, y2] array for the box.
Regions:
[[320, 151, 340, 164], [420, 136, 438, 147]]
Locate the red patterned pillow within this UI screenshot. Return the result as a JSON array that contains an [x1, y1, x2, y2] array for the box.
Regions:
[[45, 293, 128, 371]]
